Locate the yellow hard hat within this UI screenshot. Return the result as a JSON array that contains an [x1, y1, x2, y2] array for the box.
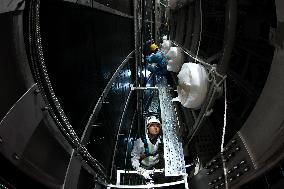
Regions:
[[149, 43, 158, 52]]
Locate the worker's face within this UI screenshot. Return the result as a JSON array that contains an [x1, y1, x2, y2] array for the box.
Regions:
[[148, 123, 161, 135]]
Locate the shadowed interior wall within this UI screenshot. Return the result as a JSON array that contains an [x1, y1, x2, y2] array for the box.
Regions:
[[0, 12, 33, 122], [39, 1, 134, 137]]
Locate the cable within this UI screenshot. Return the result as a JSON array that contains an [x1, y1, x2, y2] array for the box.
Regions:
[[220, 79, 228, 189], [170, 40, 212, 69]]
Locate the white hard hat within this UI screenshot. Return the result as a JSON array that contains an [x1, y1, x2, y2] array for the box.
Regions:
[[146, 116, 161, 127]]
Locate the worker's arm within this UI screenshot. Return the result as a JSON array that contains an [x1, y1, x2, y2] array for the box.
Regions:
[[131, 139, 152, 180], [131, 139, 143, 170], [157, 52, 168, 67], [145, 54, 154, 63]]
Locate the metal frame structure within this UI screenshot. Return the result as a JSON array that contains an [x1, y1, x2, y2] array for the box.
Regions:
[[113, 169, 189, 189], [81, 51, 134, 144], [28, 0, 109, 181], [28, 0, 137, 185], [168, 0, 237, 145], [1, 0, 283, 189]]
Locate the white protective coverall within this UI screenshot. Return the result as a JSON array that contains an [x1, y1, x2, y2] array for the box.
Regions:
[[131, 134, 162, 170]]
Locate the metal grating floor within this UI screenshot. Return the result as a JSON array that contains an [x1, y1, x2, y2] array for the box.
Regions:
[[157, 76, 186, 176]]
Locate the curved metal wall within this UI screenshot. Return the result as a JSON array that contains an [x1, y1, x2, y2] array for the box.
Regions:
[[169, 0, 284, 188], [0, 12, 33, 124], [1, 0, 136, 188], [0, 8, 72, 188], [30, 0, 137, 186], [1, 0, 283, 188], [40, 0, 134, 137], [170, 0, 275, 158], [86, 64, 136, 175]]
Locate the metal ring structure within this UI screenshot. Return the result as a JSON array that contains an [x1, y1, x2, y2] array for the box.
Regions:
[[28, 0, 108, 182]]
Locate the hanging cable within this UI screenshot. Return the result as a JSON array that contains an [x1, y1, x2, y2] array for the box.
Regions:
[[220, 79, 228, 189], [195, 0, 203, 63], [207, 66, 227, 87]]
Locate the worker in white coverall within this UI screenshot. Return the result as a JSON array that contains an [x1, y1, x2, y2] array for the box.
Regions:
[[131, 116, 163, 181]]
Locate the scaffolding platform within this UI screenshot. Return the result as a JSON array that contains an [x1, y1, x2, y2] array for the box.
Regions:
[[157, 76, 186, 176]]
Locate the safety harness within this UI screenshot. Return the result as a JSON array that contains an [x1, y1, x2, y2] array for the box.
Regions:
[[142, 135, 161, 157]]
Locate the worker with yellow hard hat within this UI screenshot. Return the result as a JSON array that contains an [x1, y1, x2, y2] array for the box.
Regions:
[[146, 43, 168, 75], [149, 43, 158, 53]]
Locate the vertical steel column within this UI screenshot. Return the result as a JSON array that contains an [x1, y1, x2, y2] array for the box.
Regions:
[[217, 0, 237, 76], [134, 0, 138, 87], [139, 0, 143, 86], [189, 0, 201, 55], [151, 0, 155, 40], [134, 0, 139, 136], [154, 0, 160, 43], [183, 4, 195, 50], [163, 0, 170, 38], [134, 0, 144, 136]]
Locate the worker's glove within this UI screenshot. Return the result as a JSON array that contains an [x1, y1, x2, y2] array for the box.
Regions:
[[137, 167, 152, 180]]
